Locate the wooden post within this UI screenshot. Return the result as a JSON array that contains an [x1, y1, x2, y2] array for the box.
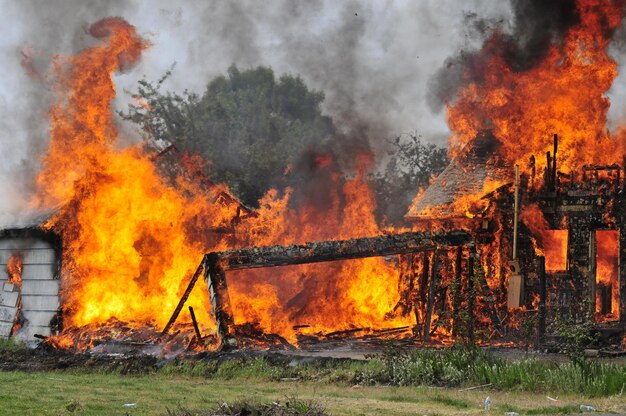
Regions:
[[423, 251, 439, 341], [508, 165, 523, 309], [188, 306, 203, 342], [468, 253, 475, 344], [472, 249, 503, 334], [452, 246, 462, 338], [205, 253, 235, 346], [538, 256, 546, 345], [415, 251, 430, 328], [552, 134, 558, 190], [513, 165, 520, 260], [589, 231, 597, 317], [546, 151, 552, 189], [620, 226, 626, 323]]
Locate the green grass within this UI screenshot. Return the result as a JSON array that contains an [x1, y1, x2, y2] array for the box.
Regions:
[[1, 343, 626, 414], [0, 370, 623, 415]]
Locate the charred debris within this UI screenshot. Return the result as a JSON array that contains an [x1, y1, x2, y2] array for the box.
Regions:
[[161, 132, 626, 352]]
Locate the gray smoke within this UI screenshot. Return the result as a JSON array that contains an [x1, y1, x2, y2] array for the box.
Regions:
[[3, 0, 626, 226]]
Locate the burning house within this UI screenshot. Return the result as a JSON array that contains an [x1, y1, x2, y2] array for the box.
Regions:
[[7, 0, 626, 353], [406, 131, 626, 345]]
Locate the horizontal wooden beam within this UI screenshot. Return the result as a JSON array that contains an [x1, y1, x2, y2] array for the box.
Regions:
[[206, 231, 472, 271]]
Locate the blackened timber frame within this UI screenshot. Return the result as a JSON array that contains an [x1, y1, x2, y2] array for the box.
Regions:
[[202, 230, 473, 345]]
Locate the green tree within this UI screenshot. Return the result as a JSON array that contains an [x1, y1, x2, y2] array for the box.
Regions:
[[122, 65, 334, 206], [370, 133, 448, 223]]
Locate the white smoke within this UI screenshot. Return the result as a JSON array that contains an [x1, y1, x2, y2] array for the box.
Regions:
[[2, 0, 626, 226]]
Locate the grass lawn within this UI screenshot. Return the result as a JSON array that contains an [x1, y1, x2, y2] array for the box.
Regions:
[[1, 370, 625, 416]]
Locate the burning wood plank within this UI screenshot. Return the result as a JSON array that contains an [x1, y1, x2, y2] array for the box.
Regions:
[[212, 231, 472, 271]]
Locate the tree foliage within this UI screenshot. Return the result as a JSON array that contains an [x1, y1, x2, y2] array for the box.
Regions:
[[123, 66, 448, 222], [122, 65, 334, 206], [371, 133, 448, 223]]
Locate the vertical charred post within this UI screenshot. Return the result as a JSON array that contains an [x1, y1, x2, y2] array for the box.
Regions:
[[468, 253, 475, 344], [188, 306, 203, 342], [205, 253, 235, 347], [589, 230, 597, 317], [552, 134, 558, 191], [452, 246, 463, 338], [415, 251, 431, 333], [423, 250, 439, 341], [620, 225, 626, 323], [568, 218, 592, 320], [538, 256, 546, 345]]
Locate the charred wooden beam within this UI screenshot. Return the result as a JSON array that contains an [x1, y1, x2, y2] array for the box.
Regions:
[[212, 231, 472, 271], [417, 251, 430, 326], [468, 254, 475, 344], [452, 246, 463, 338], [423, 251, 439, 341], [618, 226, 626, 325], [538, 256, 546, 345], [205, 253, 236, 347], [200, 230, 471, 347], [552, 134, 558, 190], [188, 306, 203, 342], [589, 231, 597, 317]]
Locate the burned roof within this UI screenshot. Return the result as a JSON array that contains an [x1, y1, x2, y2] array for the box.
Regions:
[[406, 133, 513, 220]]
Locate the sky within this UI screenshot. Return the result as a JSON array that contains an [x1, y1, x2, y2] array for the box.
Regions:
[[1, 0, 626, 226]]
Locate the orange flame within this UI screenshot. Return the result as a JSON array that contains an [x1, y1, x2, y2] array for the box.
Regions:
[[34, 17, 415, 345], [35, 18, 221, 333], [447, 0, 625, 172], [6, 254, 23, 288], [520, 204, 568, 271]]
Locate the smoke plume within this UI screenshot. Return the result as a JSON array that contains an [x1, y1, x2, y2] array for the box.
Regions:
[[3, 0, 626, 226]]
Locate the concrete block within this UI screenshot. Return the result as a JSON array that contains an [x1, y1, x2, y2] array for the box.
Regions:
[[0, 306, 18, 322], [21, 280, 59, 296], [0, 321, 14, 337], [0, 248, 56, 266], [22, 264, 57, 280], [21, 310, 55, 327], [21, 295, 59, 311], [0, 291, 19, 308], [22, 249, 57, 265]]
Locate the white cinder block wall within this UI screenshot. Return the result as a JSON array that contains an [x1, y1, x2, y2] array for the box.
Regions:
[[0, 230, 61, 342]]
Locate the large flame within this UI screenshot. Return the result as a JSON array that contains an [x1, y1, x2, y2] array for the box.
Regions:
[[33, 0, 626, 348], [447, 0, 625, 172], [36, 18, 224, 332], [35, 18, 414, 343]]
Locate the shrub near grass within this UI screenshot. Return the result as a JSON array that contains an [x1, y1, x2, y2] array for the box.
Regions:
[[355, 346, 626, 396], [0, 338, 26, 352]]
